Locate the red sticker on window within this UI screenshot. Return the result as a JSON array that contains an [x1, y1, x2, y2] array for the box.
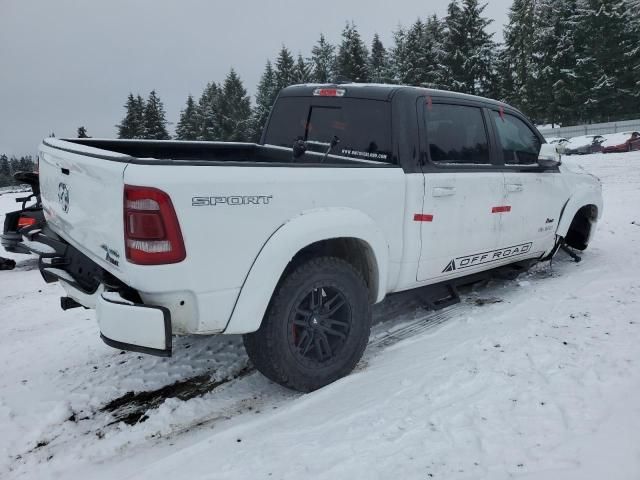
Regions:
[[426, 97, 433, 111], [499, 106, 505, 120]]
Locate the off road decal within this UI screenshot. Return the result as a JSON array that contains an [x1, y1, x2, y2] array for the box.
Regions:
[[442, 242, 533, 273]]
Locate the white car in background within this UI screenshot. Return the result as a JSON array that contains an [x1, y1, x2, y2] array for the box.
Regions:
[[545, 137, 569, 154], [564, 135, 605, 155]]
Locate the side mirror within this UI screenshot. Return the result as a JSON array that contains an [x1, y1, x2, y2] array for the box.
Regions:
[[538, 143, 562, 168]]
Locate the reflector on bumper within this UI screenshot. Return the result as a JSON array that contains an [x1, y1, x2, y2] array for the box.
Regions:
[[97, 292, 172, 357]]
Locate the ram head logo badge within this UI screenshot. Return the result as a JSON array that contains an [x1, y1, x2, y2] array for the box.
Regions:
[[58, 182, 70, 213]]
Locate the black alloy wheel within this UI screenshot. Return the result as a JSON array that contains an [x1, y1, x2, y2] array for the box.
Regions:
[[243, 257, 371, 392]]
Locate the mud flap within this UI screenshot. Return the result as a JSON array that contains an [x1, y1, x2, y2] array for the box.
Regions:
[[97, 292, 172, 357]]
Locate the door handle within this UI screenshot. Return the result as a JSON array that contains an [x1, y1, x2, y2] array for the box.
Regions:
[[506, 183, 524, 193], [432, 187, 456, 197]]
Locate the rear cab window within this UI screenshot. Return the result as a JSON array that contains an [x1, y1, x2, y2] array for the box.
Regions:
[[263, 97, 394, 164], [424, 103, 491, 165]]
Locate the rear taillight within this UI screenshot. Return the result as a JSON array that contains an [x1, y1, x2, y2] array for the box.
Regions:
[[124, 185, 186, 265], [17, 216, 37, 229]]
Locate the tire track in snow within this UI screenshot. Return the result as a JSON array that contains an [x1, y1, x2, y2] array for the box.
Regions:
[[10, 261, 570, 471]]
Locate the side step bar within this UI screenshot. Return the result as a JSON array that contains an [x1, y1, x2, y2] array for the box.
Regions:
[[418, 283, 460, 311], [413, 260, 537, 312]]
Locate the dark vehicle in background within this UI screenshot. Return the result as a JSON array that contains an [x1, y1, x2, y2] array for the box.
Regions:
[[564, 135, 605, 155], [601, 131, 640, 153], [1, 172, 44, 255]]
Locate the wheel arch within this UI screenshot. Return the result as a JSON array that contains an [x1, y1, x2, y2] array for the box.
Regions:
[[223, 208, 389, 334], [556, 186, 602, 250]]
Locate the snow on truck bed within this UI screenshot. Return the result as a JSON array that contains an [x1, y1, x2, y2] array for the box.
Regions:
[[1, 152, 640, 480]]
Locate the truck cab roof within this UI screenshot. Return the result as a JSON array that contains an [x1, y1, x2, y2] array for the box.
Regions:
[[279, 83, 512, 111]]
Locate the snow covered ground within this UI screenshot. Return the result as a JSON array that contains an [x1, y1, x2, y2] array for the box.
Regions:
[[1, 152, 640, 480]]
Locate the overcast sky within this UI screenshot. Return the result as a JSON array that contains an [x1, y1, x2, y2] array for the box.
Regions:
[[0, 0, 511, 156]]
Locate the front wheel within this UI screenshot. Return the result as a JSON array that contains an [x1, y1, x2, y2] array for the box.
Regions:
[[243, 257, 371, 392]]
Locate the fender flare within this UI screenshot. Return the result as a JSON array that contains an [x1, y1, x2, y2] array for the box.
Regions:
[[556, 186, 603, 238], [223, 208, 389, 334]]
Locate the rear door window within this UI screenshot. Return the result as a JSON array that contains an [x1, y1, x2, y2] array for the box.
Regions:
[[492, 111, 541, 165], [425, 104, 491, 165], [263, 97, 393, 163]]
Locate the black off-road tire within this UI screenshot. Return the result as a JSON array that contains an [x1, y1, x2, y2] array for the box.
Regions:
[[243, 257, 371, 392]]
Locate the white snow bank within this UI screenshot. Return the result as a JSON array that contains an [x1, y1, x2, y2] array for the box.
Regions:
[[1, 152, 640, 479]]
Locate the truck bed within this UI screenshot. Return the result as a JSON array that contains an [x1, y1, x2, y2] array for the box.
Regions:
[[37, 137, 406, 336], [47, 138, 391, 167]]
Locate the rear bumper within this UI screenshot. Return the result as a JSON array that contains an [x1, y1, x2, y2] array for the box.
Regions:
[[51, 271, 174, 357], [6, 222, 175, 357], [97, 291, 172, 357]]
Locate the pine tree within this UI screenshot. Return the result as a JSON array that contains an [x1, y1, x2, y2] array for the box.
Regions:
[[390, 17, 446, 87], [573, 0, 638, 122], [0, 154, 10, 187], [117, 93, 142, 139], [423, 15, 447, 88], [442, 0, 498, 96], [404, 19, 428, 86], [9, 157, 20, 176], [175, 95, 200, 140], [369, 33, 389, 83], [251, 61, 278, 141], [77, 126, 90, 138], [310, 34, 336, 83], [143, 90, 171, 140], [0, 154, 10, 177], [500, 0, 538, 114], [389, 26, 409, 84], [197, 82, 220, 141], [18, 155, 35, 172], [630, 1, 640, 108], [134, 95, 146, 137], [275, 46, 296, 91], [336, 22, 369, 82], [441, 2, 466, 91], [529, 0, 579, 125], [217, 69, 252, 142], [294, 54, 313, 84], [628, 0, 640, 101]]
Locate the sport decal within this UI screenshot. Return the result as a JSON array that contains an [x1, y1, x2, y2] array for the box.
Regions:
[[442, 242, 533, 273]]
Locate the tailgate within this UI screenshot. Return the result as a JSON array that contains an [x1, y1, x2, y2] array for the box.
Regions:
[[39, 139, 128, 275]]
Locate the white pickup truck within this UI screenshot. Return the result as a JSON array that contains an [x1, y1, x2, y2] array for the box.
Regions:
[[3, 84, 602, 392]]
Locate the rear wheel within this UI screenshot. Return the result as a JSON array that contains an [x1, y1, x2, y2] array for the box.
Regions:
[[243, 257, 371, 392]]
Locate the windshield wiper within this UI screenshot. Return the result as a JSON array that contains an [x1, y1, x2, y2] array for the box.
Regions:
[[292, 136, 341, 163], [321, 136, 340, 163]]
